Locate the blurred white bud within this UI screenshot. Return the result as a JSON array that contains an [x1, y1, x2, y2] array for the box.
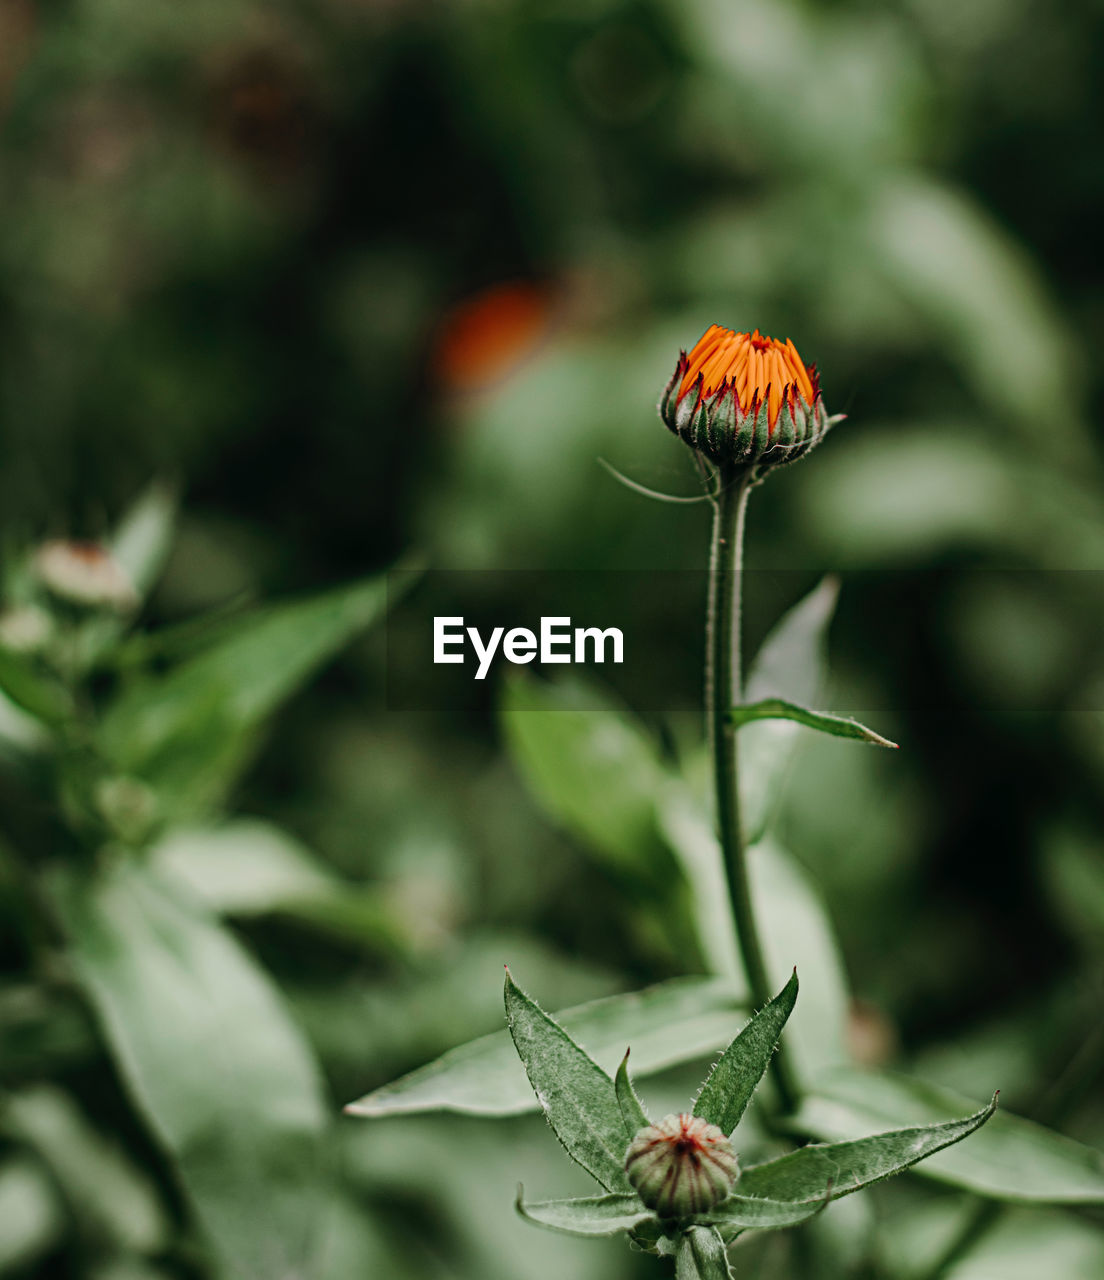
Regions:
[[33, 540, 138, 611]]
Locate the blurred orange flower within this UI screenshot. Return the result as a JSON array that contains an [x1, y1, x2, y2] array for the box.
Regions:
[[433, 281, 552, 393]]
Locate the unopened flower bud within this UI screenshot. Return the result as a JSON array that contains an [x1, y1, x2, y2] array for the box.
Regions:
[[625, 1113, 738, 1218], [658, 325, 837, 476], [0, 605, 53, 654], [33, 540, 137, 611]]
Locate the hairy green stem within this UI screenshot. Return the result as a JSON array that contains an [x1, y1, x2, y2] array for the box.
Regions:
[[706, 464, 798, 1115]]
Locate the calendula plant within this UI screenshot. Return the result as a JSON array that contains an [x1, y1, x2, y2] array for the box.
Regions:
[[0, 488, 401, 1279], [494, 327, 993, 1277], [505, 968, 993, 1277], [350, 324, 1104, 1276]]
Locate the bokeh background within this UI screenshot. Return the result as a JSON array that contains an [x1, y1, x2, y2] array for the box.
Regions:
[[2, 1, 1103, 1278]]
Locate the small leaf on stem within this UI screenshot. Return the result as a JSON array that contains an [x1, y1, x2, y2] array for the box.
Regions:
[[729, 699, 898, 749]]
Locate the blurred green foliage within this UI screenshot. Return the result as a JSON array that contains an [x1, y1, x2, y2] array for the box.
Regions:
[[2, 0, 1104, 1277]]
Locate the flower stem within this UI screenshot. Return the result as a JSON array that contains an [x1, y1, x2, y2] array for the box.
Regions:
[[706, 464, 799, 1116]]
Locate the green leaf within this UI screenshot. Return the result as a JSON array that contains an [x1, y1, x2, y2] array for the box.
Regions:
[[739, 1093, 997, 1203], [741, 578, 838, 842], [878, 1201, 1104, 1280], [795, 1067, 1104, 1203], [658, 787, 743, 982], [0, 983, 95, 1077], [503, 970, 631, 1192], [676, 1225, 733, 1280], [516, 1190, 652, 1237], [729, 699, 898, 749], [150, 819, 338, 914], [99, 574, 388, 817], [866, 178, 1083, 448], [74, 483, 181, 670], [0, 1159, 64, 1273], [4, 1085, 168, 1253], [500, 675, 715, 971], [1041, 827, 1104, 954], [750, 839, 851, 1080], [693, 970, 798, 1136], [345, 976, 743, 1118], [151, 820, 405, 954], [0, 649, 71, 726], [500, 674, 673, 881], [109, 481, 178, 598], [48, 862, 329, 1279], [697, 1193, 826, 1232], [800, 427, 1104, 567], [650, 825, 852, 1081], [615, 1051, 650, 1135]]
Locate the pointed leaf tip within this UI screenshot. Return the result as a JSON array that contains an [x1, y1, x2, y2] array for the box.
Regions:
[[694, 971, 798, 1136], [615, 1048, 650, 1136], [729, 699, 898, 749], [505, 974, 632, 1191], [740, 1092, 998, 1204]]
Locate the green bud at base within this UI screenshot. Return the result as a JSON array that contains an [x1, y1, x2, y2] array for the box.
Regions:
[[625, 1113, 739, 1219]]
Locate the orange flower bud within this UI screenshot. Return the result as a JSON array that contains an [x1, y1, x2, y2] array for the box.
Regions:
[[659, 325, 838, 475]]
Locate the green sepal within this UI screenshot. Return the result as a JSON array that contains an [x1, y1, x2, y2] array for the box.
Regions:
[[796, 405, 815, 451], [750, 397, 770, 458], [504, 970, 632, 1192], [675, 1225, 733, 1279], [693, 970, 798, 1136], [675, 378, 702, 437], [729, 699, 899, 749], [737, 1094, 998, 1203], [732, 411, 755, 461], [658, 357, 684, 423], [770, 402, 796, 455], [691, 398, 712, 455], [615, 1050, 650, 1136], [708, 385, 738, 458], [515, 1189, 653, 1237]]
